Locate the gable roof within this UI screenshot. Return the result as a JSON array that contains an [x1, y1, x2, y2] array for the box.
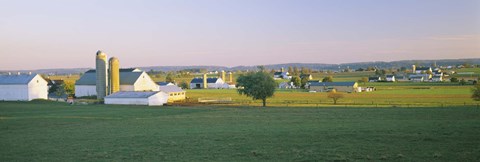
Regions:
[[190, 78, 219, 84], [416, 67, 431, 71], [0, 74, 39, 85], [369, 76, 381, 80], [274, 72, 288, 75], [105, 91, 161, 98], [159, 85, 184, 93], [75, 70, 145, 85], [386, 75, 394, 78], [156, 82, 173, 86], [309, 82, 356, 87]]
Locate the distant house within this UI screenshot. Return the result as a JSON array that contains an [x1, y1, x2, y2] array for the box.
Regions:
[[158, 85, 186, 103], [385, 75, 395, 82], [104, 91, 168, 106], [274, 72, 291, 80], [309, 82, 358, 93], [75, 69, 159, 97], [368, 76, 382, 82], [409, 74, 431, 82], [278, 82, 296, 89], [0, 74, 48, 101], [414, 67, 432, 74], [299, 74, 313, 80], [190, 77, 226, 89], [410, 76, 424, 82], [395, 75, 408, 82], [431, 76, 443, 82]]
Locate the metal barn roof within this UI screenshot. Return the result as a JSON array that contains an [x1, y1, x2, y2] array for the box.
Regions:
[[105, 91, 161, 98], [75, 70, 144, 85], [190, 78, 219, 84], [159, 85, 184, 93], [0, 74, 39, 85]]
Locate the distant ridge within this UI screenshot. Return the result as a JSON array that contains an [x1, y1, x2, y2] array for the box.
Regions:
[[1, 58, 479, 75]]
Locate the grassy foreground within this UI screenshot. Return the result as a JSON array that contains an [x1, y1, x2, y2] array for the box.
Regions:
[[1, 101, 479, 161]]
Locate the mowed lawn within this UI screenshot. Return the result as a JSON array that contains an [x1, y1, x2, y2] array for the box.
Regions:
[[1, 101, 479, 161]]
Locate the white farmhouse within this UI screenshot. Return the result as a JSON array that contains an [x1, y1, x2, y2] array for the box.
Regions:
[[385, 75, 396, 82], [104, 91, 168, 106], [0, 74, 48, 101], [75, 68, 159, 97]]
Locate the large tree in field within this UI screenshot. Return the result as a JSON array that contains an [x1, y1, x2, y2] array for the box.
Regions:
[[472, 83, 480, 101], [236, 71, 277, 107], [327, 89, 344, 105], [291, 76, 301, 88]]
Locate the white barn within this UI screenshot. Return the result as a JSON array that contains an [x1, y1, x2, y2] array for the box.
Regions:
[[190, 77, 226, 89], [0, 74, 48, 101], [75, 68, 159, 97], [104, 91, 168, 106]]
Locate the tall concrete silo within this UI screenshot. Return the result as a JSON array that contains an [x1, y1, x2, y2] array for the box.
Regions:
[[96, 50, 108, 99], [203, 73, 208, 89], [109, 57, 120, 94], [228, 72, 233, 83], [221, 70, 226, 81]]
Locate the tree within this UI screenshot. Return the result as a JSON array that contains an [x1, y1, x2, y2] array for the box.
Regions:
[[400, 67, 407, 72], [375, 69, 386, 76], [165, 73, 175, 83], [293, 67, 299, 76], [236, 71, 276, 107], [322, 76, 333, 82], [300, 77, 309, 89], [179, 81, 189, 89], [64, 80, 75, 97], [460, 78, 467, 85], [327, 89, 344, 105], [358, 77, 369, 85], [288, 66, 293, 74], [290, 76, 301, 88], [472, 83, 480, 101], [450, 77, 459, 83], [54, 84, 65, 101]]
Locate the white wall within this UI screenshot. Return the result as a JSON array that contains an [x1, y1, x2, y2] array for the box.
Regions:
[[0, 85, 29, 101], [75, 85, 96, 97], [105, 98, 149, 105], [133, 72, 159, 91], [148, 92, 168, 106], [27, 75, 48, 100]]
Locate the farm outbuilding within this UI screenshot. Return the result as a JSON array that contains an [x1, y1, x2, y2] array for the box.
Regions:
[[104, 91, 168, 106], [309, 82, 358, 93], [0, 74, 48, 101], [158, 85, 186, 103]]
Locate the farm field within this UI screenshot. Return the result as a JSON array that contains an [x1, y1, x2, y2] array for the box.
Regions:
[[186, 84, 476, 107], [0, 101, 479, 161]]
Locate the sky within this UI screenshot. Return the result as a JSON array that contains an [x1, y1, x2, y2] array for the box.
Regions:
[[0, 0, 479, 70]]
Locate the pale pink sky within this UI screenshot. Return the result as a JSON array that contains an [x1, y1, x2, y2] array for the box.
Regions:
[[1, 0, 479, 70]]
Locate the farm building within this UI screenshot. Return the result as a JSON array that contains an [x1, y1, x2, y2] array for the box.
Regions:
[[75, 69, 158, 97], [431, 76, 443, 82], [300, 74, 313, 80], [0, 74, 48, 101], [412, 65, 432, 74], [410, 76, 424, 82], [309, 82, 358, 93], [104, 91, 168, 106], [369, 76, 382, 82], [273, 72, 291, 80], [279, 82, 296, 89], [409, 74, 431, 82], [395, 75, 408, 82], [386, 75, 395, 82], [158, 85, 186, 103], [189, 76, 227, 89]]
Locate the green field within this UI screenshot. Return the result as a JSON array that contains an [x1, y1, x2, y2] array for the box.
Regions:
[[1, 101, 479, 161]]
